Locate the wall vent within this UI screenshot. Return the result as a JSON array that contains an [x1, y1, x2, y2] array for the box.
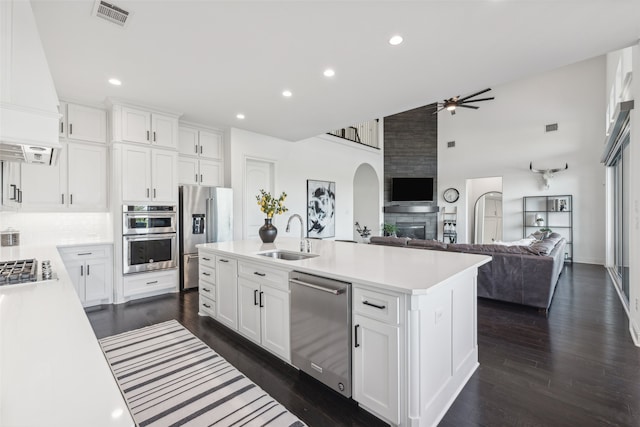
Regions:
[[447, 141, 456, 148], [93, 1, 131, 27], [545, 123, 558, 132]]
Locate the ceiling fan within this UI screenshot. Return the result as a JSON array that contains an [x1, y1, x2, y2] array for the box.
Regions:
[[433, 88, 494, 115]]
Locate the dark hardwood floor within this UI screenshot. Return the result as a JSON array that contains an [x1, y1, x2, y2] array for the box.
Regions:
[[86, 263, 640, 427]]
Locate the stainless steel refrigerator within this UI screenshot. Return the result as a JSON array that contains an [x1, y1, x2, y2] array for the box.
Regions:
[[179, 185, 233, 290]]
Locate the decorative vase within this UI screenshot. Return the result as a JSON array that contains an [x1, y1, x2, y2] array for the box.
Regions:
[[259, 218, 278, 243]]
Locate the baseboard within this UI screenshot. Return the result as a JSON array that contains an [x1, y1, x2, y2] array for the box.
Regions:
[[631, 319, 640, 347]]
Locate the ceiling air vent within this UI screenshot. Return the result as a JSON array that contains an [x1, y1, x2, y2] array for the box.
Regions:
[[447, 141, 456, 148], [545, 123, 559, 132], [93, 1, 131, 27]]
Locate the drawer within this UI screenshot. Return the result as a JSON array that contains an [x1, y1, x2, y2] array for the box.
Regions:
[[199, 294, 216, 318], [199, 281, 216, 299], [199, 265, 216, 285], [238, 261, 288, 290], [124, 269, 177, 297], [353, 286, 400, 325], [199, 252, 216, 269], [58, 244, 110, 260]]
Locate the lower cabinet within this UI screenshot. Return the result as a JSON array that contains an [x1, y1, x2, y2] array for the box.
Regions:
[[58, 244, 113, 307], [215, 256, 238, 330], [123, 269, 177, 298], [237, 277, 290, 361]]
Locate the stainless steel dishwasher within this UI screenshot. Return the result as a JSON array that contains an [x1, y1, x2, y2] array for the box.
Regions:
[[290, 271, 352, 398]]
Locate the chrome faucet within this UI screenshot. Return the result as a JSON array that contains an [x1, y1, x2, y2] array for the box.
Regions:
[[286, 214, 307, 252]]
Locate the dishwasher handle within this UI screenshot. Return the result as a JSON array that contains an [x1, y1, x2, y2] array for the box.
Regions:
[[290, 278, 345, 295]]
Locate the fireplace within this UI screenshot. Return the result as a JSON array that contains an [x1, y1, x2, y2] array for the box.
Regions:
[[396, 222, 426, 240]]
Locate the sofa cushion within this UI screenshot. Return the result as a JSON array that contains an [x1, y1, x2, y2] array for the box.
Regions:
[[369, 236, 410, 246], [529, 239, 557, 255], [407, 239, 448, 250]]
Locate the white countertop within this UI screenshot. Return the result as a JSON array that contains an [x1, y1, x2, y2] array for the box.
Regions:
[[198, 237, 491, 295], [0, 243, 134, 427]]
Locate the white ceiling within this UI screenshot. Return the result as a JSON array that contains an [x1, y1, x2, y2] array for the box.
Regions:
[[31, 0, 640, 141]]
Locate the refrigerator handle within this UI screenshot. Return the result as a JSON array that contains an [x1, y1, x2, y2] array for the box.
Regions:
[[205, 198, 213, 242], [186, 254, 199, 263]]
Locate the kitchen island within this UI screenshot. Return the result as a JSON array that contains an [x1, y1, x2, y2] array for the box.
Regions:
[[197, 237, 491, 427], [0, 244, 134, 427]]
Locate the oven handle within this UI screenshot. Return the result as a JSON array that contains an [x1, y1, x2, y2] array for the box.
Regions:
[[290, 278, 345, 295], [123, 233, 177, 241]]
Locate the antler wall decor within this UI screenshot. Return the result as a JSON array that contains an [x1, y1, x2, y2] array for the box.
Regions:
[[529, 162, 568, 190]]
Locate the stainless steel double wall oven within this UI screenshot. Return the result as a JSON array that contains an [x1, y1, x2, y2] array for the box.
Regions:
[[122, 205, 178, 275]]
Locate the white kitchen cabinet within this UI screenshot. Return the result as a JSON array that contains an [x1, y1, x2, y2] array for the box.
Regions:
[[19, 141, 107, 211], [121, 145, 176, 203], [123, 269, 178, 298], [118, 106, 178, 149], [178, 126, 223, 160], [1, 161, 21, 209], [58, 244, 113, 307], [237, 277, 261, 343], [59, 102, 107, 143], [215, 256, 238, 330], [353, 313, 400, 425], [199, 255, 217, 318], [178, 157, 222, 186]]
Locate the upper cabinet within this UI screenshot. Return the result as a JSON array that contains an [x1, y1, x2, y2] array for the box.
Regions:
[[178, 126, 223, 160], [110, 102, 180, 149], [59, 101, 107, 143]]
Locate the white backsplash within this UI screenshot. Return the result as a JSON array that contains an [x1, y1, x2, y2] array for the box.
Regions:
[[0, 212, 112, 246]]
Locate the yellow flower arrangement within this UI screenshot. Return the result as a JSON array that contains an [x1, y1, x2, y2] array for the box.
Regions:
[[256, 189, 288, 218]]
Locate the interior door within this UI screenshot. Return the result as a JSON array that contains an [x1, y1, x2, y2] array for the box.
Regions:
[[244, 158, 274, 239]]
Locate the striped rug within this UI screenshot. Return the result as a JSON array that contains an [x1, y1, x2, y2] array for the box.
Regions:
[[99, 320, 306, 427]]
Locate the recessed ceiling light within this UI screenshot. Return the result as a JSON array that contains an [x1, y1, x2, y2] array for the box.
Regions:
[[108, 78, 122, 86], [236, 113, 245, 119], [389, 35, 403, 46], [282, 90, 292, 97], [323, 69, 335, 77]]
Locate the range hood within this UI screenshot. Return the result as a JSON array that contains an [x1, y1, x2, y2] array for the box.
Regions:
[[0, 0, 61, 164]]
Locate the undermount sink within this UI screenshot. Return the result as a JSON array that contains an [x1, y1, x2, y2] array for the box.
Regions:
[[257, 250, 319, 261]]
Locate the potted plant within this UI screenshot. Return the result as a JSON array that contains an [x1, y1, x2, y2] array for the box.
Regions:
[[382, 223, 398, 237]]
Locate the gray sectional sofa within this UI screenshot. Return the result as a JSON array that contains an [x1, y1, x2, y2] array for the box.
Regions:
[[370, 233, 567, 312]]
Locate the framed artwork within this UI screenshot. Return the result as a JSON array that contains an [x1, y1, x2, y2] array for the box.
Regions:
[[307, 180, 336, 238]]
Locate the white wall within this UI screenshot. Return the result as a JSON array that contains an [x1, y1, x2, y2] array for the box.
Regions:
[[227, 128, 384, 241], [438, 56, 606, 264], [627, 43, 639, 345]]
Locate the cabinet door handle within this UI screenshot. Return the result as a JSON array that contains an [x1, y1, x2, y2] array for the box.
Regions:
[[70, 194, 73, 205], [195, 174, 198, 183], [80, 265, 84, 276], [153, 131, 156, 142], [254, 289, 259, 306], [146, 130, 150, 141], [78, 252, 92, 256], [17, 189, 22, 203], [363, 300, 386, 310], [199, 145, 203, 154], [9, 184, 17, 201], [87, 264, 90, 275], [202, 272, 211, 276], [219, 259, 229, 263], [200, 174, 203, 183], [60, 122, 64, 133], [354, 324, 360, 348], [61, 194, 64, 204], [203, 303, 211, 308], [253, 272, 266, 277], [69, 123, 73, 135], [259, 291, 264, 308], [146, 188, 150, 198], [146, 280, 158, 285], [153, 188, 157, 198], [195, 144, 198, 154], [202, 287, 211, 292], [202, 257, 211, 261]]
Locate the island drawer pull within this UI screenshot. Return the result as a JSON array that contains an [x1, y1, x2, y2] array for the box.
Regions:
[[254, 272, 266, 277], [202, 287, 211, 292], [254, 289, 259, 306], [78, 252, 92, 256], [203, 303, 211, 308], [219, 259, 229, 263], [202, 257, 211, 261], [363, 300, 386, 310], [354, 324, 360, 348], [146, 280, 158, 285], [202, 272, 211, 276]]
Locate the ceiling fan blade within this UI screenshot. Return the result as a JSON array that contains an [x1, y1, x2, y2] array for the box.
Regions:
[[459, 97, 495, 104], [457, 104, 479, 109], [457, 88, 492, 103], [432, 106, 446, 115]]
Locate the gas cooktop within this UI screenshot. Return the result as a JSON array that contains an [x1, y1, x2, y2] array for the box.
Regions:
[[0, 259, 53, 286]]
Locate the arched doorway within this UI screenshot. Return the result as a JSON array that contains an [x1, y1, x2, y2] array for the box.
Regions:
[[353, 163, 381, 241]]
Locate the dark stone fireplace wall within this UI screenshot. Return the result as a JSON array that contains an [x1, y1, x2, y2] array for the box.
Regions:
[[383, 104, 438, 239]]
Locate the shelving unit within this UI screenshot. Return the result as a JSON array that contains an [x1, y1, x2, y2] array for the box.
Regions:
[[442, 210, 457, 243], [523, 195, 573, 263]]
